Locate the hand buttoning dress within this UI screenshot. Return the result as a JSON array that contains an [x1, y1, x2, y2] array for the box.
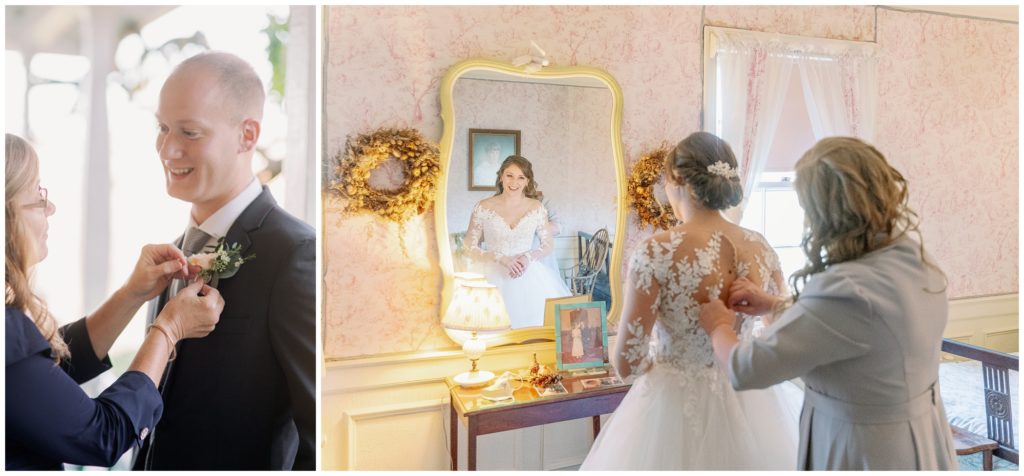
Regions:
[[728, 237, 957, 470], [580, 230, 800, 470]]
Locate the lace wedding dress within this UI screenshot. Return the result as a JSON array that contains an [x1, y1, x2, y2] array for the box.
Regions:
[[580, 229, 800, 470], [465, 202, 572, 328]]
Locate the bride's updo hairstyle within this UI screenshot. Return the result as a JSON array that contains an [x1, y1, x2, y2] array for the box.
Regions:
[[494, 155, 543, 201], [789, 136, 940, 296], [664, 131, 743, 211]]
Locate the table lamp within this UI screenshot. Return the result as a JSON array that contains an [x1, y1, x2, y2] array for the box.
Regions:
[[442, 281, 511, 387]]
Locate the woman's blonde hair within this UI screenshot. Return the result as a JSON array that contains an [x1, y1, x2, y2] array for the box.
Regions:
[[494, 155, 543, 200], [5, 133, 68, 362], [789, 136, 943, 297]]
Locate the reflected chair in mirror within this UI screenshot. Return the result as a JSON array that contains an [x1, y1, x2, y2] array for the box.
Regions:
[[562, 228, 610, 298]]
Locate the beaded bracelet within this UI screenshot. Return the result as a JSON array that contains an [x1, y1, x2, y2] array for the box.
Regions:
[[148, 323, 178, 362]]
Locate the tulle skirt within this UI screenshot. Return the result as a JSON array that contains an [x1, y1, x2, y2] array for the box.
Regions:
[[479, 259, 572, 329], [580, 364, 802, 470]]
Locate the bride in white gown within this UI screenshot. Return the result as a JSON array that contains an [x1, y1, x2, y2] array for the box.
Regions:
[[465, 155, 571, 328], [581, 132, 800, 470]]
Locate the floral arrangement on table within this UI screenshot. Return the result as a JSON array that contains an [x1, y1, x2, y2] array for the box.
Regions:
[[626, 145, 679, 231], [525, 353, 563, 389], [188, 237, 255, 283], [331, 127, 441, 223]]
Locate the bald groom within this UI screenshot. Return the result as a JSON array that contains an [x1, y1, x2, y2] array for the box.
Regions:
[[135, 51, 315, 471]]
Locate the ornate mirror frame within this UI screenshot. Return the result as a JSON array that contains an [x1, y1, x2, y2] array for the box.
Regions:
[[434, 58, 627, 346]]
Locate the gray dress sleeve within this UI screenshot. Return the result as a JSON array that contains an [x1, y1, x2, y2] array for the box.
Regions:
[[728, 269, 875, 390]]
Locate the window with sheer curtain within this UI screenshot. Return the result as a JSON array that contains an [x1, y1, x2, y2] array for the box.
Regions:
[[703, 26, 878, 288]]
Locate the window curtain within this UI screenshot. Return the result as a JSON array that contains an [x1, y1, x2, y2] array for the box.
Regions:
[[703, 27, 879, 223], [798, 47, 878, 140]]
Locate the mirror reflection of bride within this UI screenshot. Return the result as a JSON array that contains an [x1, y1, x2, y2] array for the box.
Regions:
[[464, 155, 571, 328]]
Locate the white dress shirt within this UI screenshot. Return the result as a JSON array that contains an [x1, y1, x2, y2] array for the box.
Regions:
[[185, 177, 263, 250]]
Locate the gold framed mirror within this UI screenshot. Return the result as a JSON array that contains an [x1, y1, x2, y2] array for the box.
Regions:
[[434, 58, 627, 346]]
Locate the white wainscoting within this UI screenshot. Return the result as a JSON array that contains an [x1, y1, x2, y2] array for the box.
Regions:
[[322, 340, 602, 470], [323, 293, 1019, 470], [943, 293, 1019, 356]]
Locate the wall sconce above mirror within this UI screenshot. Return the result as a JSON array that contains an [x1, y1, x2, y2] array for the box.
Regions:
[[435, 58, 627, 347]]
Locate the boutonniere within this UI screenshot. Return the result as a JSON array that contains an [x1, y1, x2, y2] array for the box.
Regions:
[[188, 237, 255, 283]]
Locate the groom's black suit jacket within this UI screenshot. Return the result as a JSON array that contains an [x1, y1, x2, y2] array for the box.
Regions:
[[134, 187, 315, 470]]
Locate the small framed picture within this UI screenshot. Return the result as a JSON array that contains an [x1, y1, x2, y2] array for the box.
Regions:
[[544, 294, 591, 328], [468, 128, 520, 191], [554, 301, 608, 371], [538, 382, 568, 397], [581, 376, 624, 390]]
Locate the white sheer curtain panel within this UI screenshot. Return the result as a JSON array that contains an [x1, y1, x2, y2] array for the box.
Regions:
[[703, 27, 879, 222], [798, 47, 878, 140], [705, 27, 795, 223]]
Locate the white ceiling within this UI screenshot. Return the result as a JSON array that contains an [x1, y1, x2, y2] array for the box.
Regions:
[[887, 5, 1018, 22]]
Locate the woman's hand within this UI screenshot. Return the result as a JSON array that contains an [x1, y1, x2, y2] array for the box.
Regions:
[[511, 254, 532, 278], [499, 255, 525, 278], [155, 280, 224, 342], [131, 281, 224, 386], [123, 244, 198, 303], [727, 277, 779, 316], [698, 299, 737, 338]]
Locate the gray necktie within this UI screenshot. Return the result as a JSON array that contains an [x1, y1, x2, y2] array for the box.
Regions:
[[172, 227, 213, 296], [183, 226, 213, 255]]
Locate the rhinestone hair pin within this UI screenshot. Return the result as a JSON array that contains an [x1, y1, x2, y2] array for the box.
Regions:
[[707, 161, 738, 178]]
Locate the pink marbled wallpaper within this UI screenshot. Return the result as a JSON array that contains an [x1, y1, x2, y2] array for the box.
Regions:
[[704, 5, 875, 41], [873, 8, 1018, 299], [323, 6, 1018, 359]]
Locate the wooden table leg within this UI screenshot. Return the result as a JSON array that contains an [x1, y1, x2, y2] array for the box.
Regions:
[[983, 450, 993, 471], [592, 415, 601, 438], [450, 401, 458, 471], [468, 417, 478, 471]]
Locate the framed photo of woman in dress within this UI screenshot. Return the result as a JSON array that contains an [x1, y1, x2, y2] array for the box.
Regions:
[[468, 128, 520, 191], [554, 301, 608, 370]]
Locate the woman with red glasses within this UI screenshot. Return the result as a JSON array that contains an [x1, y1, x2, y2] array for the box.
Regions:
[[5, 133, 225, 470]]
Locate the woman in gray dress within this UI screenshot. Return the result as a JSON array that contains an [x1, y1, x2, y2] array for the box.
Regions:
[[698, 136, 958, 470]]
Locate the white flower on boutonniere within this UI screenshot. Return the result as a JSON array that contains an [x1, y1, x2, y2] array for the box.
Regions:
[[188, 237, 255, 283]]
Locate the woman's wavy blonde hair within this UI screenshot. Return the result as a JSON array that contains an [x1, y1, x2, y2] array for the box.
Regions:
[[789, 136, 944, 297], [6, 133, 68, 362]]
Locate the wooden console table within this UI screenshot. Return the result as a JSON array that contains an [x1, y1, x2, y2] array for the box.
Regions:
[[446, 369, 630, 470]]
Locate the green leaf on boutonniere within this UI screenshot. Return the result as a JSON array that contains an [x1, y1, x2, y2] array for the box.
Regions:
[[189, 237, 256, 282]]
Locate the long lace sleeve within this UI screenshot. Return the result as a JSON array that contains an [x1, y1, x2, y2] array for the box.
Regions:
[[761, 268, 787, 327], [465, 205, 500, 262], [612, 239, 659, 381], [758, 243, 788, 328], [523, 208, 555, 263], [739, 233, 788, 338]]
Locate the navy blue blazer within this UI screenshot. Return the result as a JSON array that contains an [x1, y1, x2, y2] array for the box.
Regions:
[[5, 307, 162, 470], [135, 187, 316, 470]]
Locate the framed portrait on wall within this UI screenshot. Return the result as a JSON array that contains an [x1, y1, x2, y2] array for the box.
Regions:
[[468, 128, 520, 191], [554, 301, 608, 371]]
